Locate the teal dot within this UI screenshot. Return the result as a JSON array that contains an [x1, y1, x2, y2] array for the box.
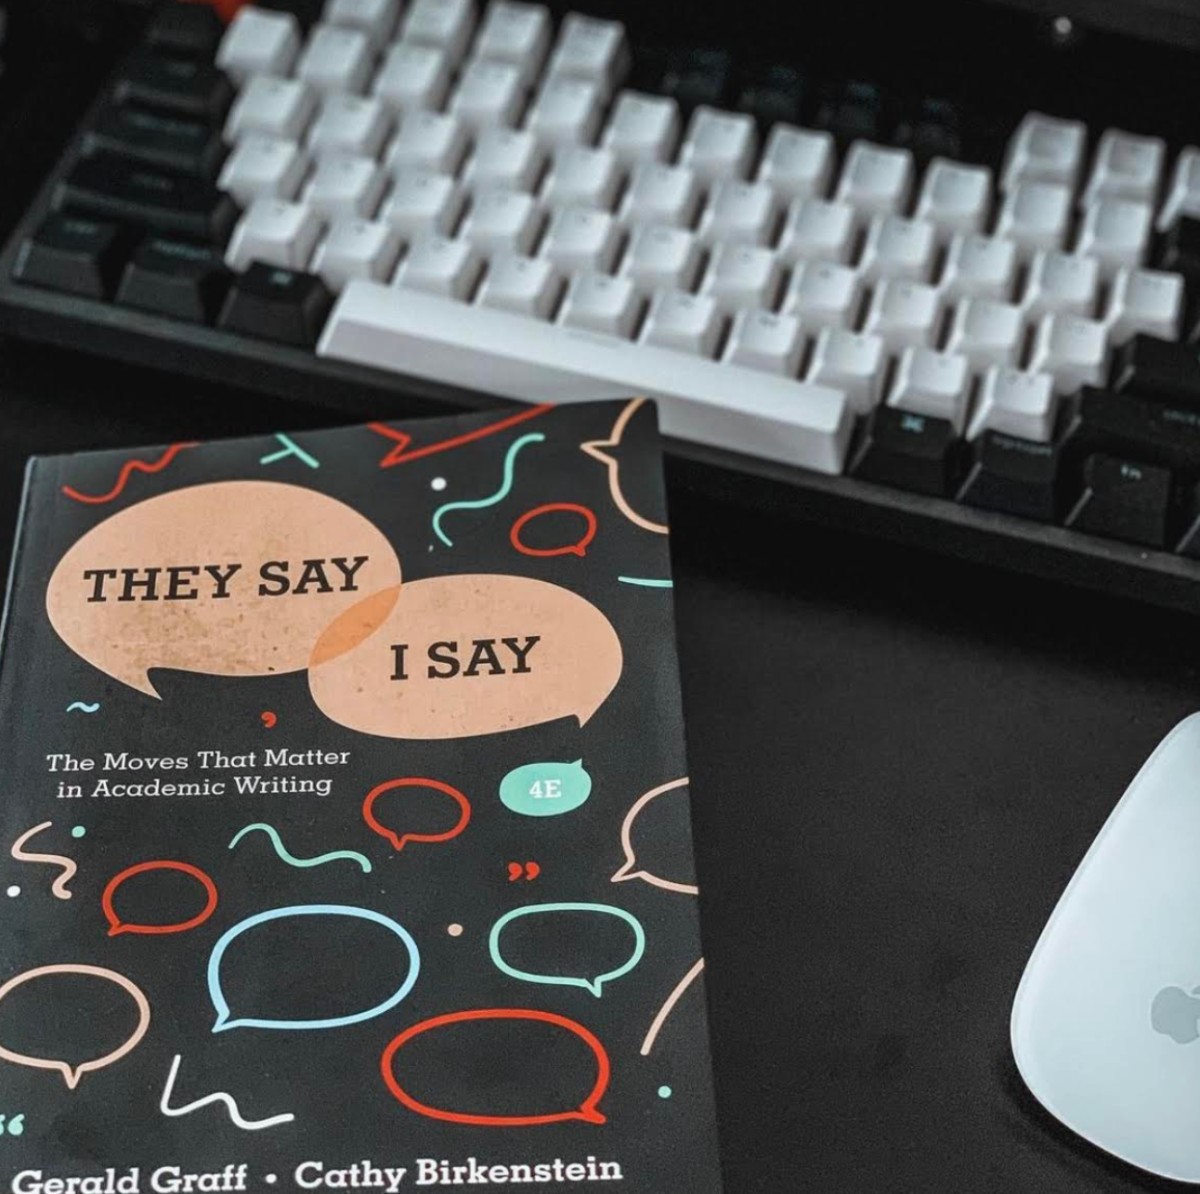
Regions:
[[71, 826, 86, 839], [657, 1086, 672, 1099]]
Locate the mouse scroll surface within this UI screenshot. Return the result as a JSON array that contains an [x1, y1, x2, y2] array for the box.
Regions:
[[1012, 712, 1200, 1184]]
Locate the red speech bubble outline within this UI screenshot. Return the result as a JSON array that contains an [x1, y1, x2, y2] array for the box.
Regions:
[[101, 860, 218, 936], [380, 1008, 610, 1127], [362, 778, 472, 851], [509, 503, 598, 559]]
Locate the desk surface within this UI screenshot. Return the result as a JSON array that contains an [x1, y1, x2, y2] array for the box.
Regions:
[[1, 342, 1196, 1194]]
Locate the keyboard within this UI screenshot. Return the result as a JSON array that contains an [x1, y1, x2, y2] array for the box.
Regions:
[[8, 1, 1200, 609]]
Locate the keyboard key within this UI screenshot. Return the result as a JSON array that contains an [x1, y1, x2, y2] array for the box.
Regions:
[[1065, 453, 1172, 548], [545, 13, 629, 93], [86, 105, 226, 178], [13, 212, 132, 300], [619, 162, 701, 229], [602, 91, 681, 165], [620, 225, 703, 292], [295, 24, 375, 96], [393, 233, 483, 299], [1027, 312, 1109, 395], [1112, 334, 1200, 406], [225, 75, 317, 143], [994, 180, 1071, 255], [319, 281, 853, 470], [834, 141, 914, 218], [219, 261, 333, 346], [806, 326, 886, 413], [379, 170, 466, 238], [967, 366, 1057, 442], [459, 188, 544, 254], [678, 106, 757, 182], [325, 0, 401, 41], [116, 235, 232, 322], [735, 63, 805, 128], [384, 112, 469, 176], [850, 406, 960, 496], [373, 42, 453, 114], [1154, 215, 1200, 286], [113, 49, 233, 122], [944, 297, 1023, 369], [780, 261, 860, 330], [144, 2, 223, 57], [525, 76, 605, 147], [913, 158, 991, 238], [310, 217, 402, 290], [539, 206, 622, 272], [1104, 267, 1183, 345], [697, 180, 778, 246], [473, 1, 552, 86], [723, 309, 805, 375], [1158, 148, 1200, 233], [938, 233, 1017, 302], [463, 127, 546, 193], [558, 270, 641, 336], [216, 7, 302, 86], [1001, 112, 1086, 191], [861, 279, 940, 348], [1083, 129, 1166, 207], [451, 58, 526, 130], [855, 214, 936, 283], [1062, 386, 1200, 475], [218, 134, 309, 205], [1019, 250, 1099, 321], [477, 251, 562, 318], [540, 145, 623, 210], [225, 197, 324, 271], [1073, 196, 1152, 276], [302, 154, 386, 218], [958, 433, 1062, 521], [776, 199, 856, 265], [886, 346, 971, 433], [400, 0, 477, 63], [699, 243, 782, 311], [307, 94, 391, 160], [641, 290, 723, 357], [755, 125, 834, 202]]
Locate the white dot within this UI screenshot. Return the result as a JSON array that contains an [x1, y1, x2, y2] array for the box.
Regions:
[[6, 886, 19, 898], [431, 477, 447, 491], [265, 1177, 277, 1186]]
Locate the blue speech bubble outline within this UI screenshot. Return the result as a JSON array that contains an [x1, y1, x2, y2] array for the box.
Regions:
[[206, 904, 420, 1032], [488, 902, 646, 998]]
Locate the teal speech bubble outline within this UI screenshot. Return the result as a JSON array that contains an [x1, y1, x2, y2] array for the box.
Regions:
[[207, 904, 420, 1032], [499, 760, 592, 818], [488, 902, 645, 998]]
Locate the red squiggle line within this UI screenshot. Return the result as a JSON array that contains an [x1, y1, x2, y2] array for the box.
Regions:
[[367, 405, 554, 468], [62, 442, 200, 505]]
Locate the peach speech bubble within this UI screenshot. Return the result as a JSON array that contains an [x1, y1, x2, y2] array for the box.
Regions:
[[46, 481, 402, 698], [0, 964, 150, 1089], [612, 777, 700, 895], [308, 575, 622, 740]]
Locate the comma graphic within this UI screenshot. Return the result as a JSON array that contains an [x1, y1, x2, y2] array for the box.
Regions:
[[362, 778, 471, 851], [0, 964, 150, 1089], [611, 777, 700, 895], [380, 1009, 610, 1127], [102, 860, 219, 936], [581, 399, 669, 535]]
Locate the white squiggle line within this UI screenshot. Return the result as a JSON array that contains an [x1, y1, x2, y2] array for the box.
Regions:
[[159, 1055, 295, 1131]]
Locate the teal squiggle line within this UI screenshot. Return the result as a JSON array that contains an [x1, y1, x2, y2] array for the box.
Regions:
[[431, 433, 546, 547], [228, 823, 372, 873]]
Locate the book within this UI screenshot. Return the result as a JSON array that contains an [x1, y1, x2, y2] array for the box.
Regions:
[[0, 399, 723, 1194]]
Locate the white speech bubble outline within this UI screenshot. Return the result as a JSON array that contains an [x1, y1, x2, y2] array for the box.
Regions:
[[611, 777, 699, 895]]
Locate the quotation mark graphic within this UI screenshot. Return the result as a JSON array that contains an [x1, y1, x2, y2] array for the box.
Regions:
[[507, 862, 541, 882], [0, 1115, 25, 1137]]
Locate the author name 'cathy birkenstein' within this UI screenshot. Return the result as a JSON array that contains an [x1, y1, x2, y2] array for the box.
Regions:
[[8, 1158, 625, 1193]]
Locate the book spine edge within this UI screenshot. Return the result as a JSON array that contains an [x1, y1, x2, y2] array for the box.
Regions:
[[0, 456, 44, 682]]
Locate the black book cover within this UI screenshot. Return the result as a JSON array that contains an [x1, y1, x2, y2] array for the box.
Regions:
[[0, 400, 722, 1194]]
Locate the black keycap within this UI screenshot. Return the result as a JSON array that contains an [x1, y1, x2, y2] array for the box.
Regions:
[[814, 80, 893, 146], [218, 263, 333, 347], [894, 98, 964, 166], [734, 65, 805, 129], [1155, 216, 1200, 285], [849, 407, 960, 497], [83, 105, 226, 178], [112, 48, 233, 122], [1111, 335, 1200, 408], [1061, 386, 1200, 474], [637, 48, 732, 112], [12, 212, 134, 299], [1065, 454, 1174, 548], [144, 3, 224, 57], [957, 432, 1061, 522], [116, 235, 233, 323], [55, 156, 238, 244]]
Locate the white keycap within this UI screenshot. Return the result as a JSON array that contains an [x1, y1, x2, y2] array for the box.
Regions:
[[450, 58, 526, 130], [700, 243, 782, 312], [756, 125, 834, 202], [372, 43, 453, 114], [463, 126, 546, 193], [1020, 250, 1099, 320], [855, 215, 936, 283], [225, 197, 323, 271], [307, 94, 391, 160], [994, 180, 1072, 255], [311, 217, 403, 290], [320, 282, 854, 471], [1083, 128, 1166, 207], [473, 1, 551, 85], [780, 261, 860, 330], [225, 76, 316, 143], [477, 251, 562, 318], [217, 134, 309, 205], [295, 24, 375, 96], [620, 225, 702, 292], [1001, 112, 1087, 191], [546, 14, 629, 93], [886, 346, 971, 433], [325, 0, 401, 41], [602, 91, 681, 165], [834, 141, 914, 218], [938, 233, 1017, 302], [1158, 147, 1200, 232], [944, 298, 1024, 369], [913, 158, 992, 238], [303, 153, 387, 218], [1074, 196, 1152, 276], [724, 309, 805, 376], [861, 279, 941, 348], [776, 199, 856, 265], [619, 162, 701, 229], [459, 188, 543, 253], [641, 290, 724, 357], [541, 145, 622, 211], [216, 8, 301, 86], [525, 76, 604, 147], [393, 233, 483, 299], [385, 111, 468, 175], [539, 205, 622, 272], [1026, 312, 1109, 394], [380, 170, 466, 237], [558, 270, 641, 337], [400, 0, 476, 63], [806, 327, 886, 413], [968, 366, 1058, 442], [1104, 267, 1184, 345], [678, 106, 758, 182], [697, 180, 778, 246]]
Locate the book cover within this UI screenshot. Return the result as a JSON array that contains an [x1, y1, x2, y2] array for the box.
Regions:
[[0, 399, 723, 1194]]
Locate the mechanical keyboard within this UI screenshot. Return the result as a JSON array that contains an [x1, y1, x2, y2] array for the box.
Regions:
[[8, 0, 1200, 608]]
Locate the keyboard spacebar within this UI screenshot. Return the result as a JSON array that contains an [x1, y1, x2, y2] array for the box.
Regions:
[[316, 282, 852, 474]]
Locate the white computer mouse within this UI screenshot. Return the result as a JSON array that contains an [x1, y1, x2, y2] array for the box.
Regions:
[[1012, 712, 1200, 1183]]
